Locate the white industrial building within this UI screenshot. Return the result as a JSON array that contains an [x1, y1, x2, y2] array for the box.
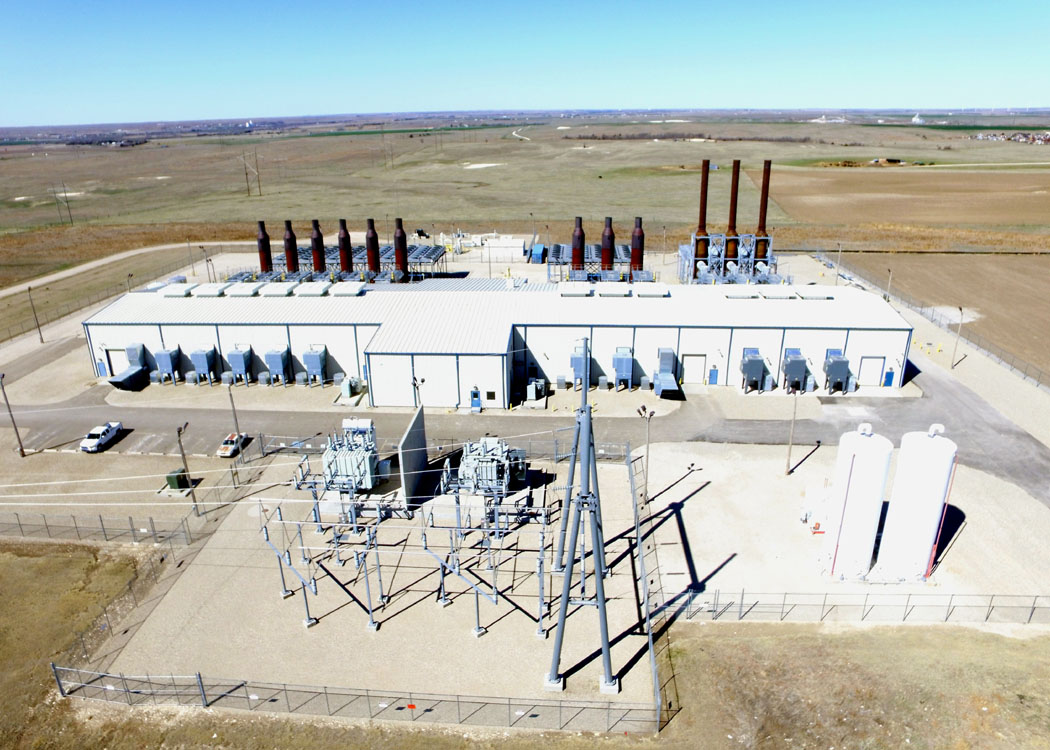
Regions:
[[82, 278, 912, 408]]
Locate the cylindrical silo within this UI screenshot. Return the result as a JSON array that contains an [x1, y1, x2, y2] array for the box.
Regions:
[[872, 424, 958, 581], [823, 423, 893, 579]]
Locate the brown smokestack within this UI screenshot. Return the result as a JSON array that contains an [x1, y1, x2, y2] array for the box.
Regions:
[[600, 217, 614, 271], [337, 219, 352, 273], [257, 221, 272, 273], [571, 216, 585, 270], [693, 159, 710, 277], [365, 218, 380, 276], [393, 217, 408, 282], [755, 159, 772, 260], [630, 217, 644, 279], [283, 220, 299, 273], [725, 159, 740, 261], [310, 219, 325, 272]]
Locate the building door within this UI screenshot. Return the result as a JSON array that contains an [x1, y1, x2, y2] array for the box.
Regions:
[[105, 348, 129, 376], [857, 356, 885, 387], [680, 354, 707, 384]]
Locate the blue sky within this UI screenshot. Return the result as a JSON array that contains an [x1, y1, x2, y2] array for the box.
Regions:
[[1, 0, 1047, 126]]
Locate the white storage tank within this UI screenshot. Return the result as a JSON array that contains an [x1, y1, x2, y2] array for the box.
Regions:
[[823, 423, 893, 579], [871, 424, 957, 581]]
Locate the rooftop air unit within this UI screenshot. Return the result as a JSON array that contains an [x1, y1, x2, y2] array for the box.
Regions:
[[782, 348, 813, 393], [228, 348, 252, 384], [265, 348, 292, 386], [654, 348, 678, 397], [303, 347, 327, 386], [155, 347, 181, 384]]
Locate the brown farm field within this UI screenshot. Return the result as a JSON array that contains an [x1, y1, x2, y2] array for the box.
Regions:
[[844, 253, 1050, 374]]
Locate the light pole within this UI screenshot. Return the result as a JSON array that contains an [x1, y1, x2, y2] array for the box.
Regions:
[[951, 305, 964, 369], [26, 286, 44, 344], [529, 212, 535, 237], [785, 391, 798, 475], [227, 384, 240, 434], [835, 242, 843, 286], [0, 373, 25, 457], [126, 273, 134, 294], [885, 268, 893, 301], [176, 422, 200, 516], [636, 406, 655, 504]]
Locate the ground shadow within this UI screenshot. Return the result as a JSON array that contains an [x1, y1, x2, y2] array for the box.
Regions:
[[901, 358, 922, 386], [788, 440, 822, 474], [96, 427, 134, 453], [932, 504, 966, 570]]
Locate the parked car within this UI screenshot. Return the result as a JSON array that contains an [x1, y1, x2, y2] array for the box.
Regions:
[[80, 422, 122, 453], [217, 432, 247, 458]]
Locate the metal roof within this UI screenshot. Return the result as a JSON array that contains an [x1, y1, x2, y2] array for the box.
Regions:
[[84, 283, 911, 357]]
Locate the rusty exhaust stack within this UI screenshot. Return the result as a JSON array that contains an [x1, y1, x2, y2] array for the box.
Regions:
[[338, 219, 353, 273], [310, 219, 326, 273], [257, 221, 272, 273], [693, 159, 710, 277], [365, 218, 380, 277], [600, 216, 614, 271], [571, 216, 585, 270], [283, 220, 299, 273], [630, 217, 644, 281], [393, 217, 408, 282], [725, 159, 740, 261], [755, 159, 772, 260]]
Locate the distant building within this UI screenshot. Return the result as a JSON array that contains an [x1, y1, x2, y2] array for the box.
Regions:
[[911, 114, 926, 125]]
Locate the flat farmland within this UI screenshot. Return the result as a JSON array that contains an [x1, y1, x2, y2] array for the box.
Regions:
[[772, 167, 1050, 226], [845, 252, 1050, 373]]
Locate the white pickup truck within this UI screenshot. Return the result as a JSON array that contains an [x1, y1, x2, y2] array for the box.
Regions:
[[80, 421, 122, 453]]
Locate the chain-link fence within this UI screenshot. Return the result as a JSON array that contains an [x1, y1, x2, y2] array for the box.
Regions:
[[684, 589, 1050, 624], [51, 666, 658, 733], [817, 252, 1050, 391], [0, 511, 191, 546]]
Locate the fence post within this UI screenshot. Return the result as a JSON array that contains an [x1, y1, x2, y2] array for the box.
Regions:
[[120, 672, 133, 705], [15, 512, 22, 535], [323, 685, 330, 715], [366, 688, 372, 717], [456, 693, 461, 723], [72, 515, 80, 540], [196, 673, 208, 707], [42, 513, 49, 538], [51, 663, 66, 697], [986, 595, 994, 622], [149, 517, 159, 544], [146, 673, 157, 704], [99, 515, 108, 541], [130, 517, 137, 543], [780, 592, 787, 622], [1029, 596, 1038, 625], [945, 594, 953, 622], [182, 517, 192, 544], [284, 683, 290, 712]]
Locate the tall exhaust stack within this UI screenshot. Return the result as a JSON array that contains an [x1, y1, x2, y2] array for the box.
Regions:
[[693, 159, 710, 277], [310, 219, 326, 272], [365, 218, 380, 277], [630, 217, 644, 281], [257, 220, 272, 273], [725, 159, 740, 261], [600, 217, 615, 271], [571, 216, 585, 271], [393, 217, 408, 282], [283, 220, 299, 273], [337, 219, 353, 273], [755, 159, 772, 260]]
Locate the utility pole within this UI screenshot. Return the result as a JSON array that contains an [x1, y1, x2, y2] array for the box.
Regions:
[[951, 306, 964, 369], [0, 374, 26, 457], [126, 274, 134, 294], [885, 268, 893, 301], [26, 286, 44, 344], [835, 242, 843, 285], [176, 422, 200, 517], [227, 385, 240, 434]]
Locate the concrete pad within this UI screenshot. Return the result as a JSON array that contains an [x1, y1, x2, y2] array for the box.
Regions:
[[642, 442, 1050, 603], [106, 379, 343, 413], [5, 346, 98, 405]]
